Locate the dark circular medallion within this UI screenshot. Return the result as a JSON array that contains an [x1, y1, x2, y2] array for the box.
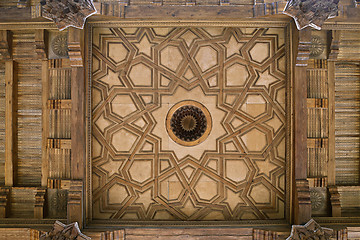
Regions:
[[166, 100, 212, 146], [170, 105, 207, 142]]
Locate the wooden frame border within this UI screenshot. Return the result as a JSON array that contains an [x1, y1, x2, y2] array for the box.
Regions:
[[84, 20, 294, 227]]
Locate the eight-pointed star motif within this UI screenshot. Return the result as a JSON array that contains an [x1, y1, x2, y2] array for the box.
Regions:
[[283, 0, 339, 30], [41, 0, 96, 31]]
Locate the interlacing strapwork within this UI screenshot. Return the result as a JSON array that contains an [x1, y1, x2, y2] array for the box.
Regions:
[[91, 27, 287, 220]]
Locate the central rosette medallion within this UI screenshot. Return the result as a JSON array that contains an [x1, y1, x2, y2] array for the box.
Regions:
[[166, 100, 212, 146]]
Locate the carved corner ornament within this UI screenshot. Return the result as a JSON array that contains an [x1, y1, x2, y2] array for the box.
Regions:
[[287, 219, 333, 240], [40, 221, 90, 240], [41, 0, 97, 31], [283, 0, 339, 30]]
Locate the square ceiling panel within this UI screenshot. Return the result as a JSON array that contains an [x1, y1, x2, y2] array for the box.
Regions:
[[91, 26, 288, 221]]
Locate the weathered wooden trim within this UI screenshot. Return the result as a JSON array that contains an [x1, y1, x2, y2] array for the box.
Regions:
[[0, 187, 10, 218], [329, 30, 340, 60], [0, 7, 31, 21], [68, 180, 83, 227], [327, 60, 336, 186], [41, 60, 49, 187], [47, 99, 72, 109], [35, 29, 47, 60], [328, 186, 341, 217], [307, 138, 328, 149], [71, 66, 85, 180], [47, 139, 71, 150], [34, 188, 46, 219], [5, 60, 15, 187], [293, 28, 311, 224], [0, 30, 11, 61], [68, 28, 83, 67]]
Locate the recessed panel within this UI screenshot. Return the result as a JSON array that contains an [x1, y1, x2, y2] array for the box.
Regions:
[[91, 27, 287, 221]]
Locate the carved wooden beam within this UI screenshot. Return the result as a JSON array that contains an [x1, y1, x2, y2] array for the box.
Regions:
[[328, 186, 341, 217], [34, 188, 46, 219], [93, 2, 126, 18], [329, 30, 340, 61], [287, 219, 333, 240], [35, 29, 47, 60], [293, 28, 311, 224], [47, 99, 72, 109], [0, 30, 11, 61], [67, 181, 83, 227], [5, 60, 15, 187], [253, 229, 279, 240], [47, 138, 72, 149], [68, 28, 83, 67]]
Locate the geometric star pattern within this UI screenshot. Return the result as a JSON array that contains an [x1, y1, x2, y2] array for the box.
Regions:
[[91, 27, 287, 221]]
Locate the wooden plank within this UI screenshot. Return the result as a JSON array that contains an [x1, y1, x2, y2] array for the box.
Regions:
[[0, 7, 31, 21], [5, 60, 14, 187], [295, 28, 310, 180], [71, 67, 85, 180], [294, 28, 311, 224], [41, 60, 49, 187], [125, 228, 253, 236], [327, 60, 336, 186], [124, 5, 254, 19]]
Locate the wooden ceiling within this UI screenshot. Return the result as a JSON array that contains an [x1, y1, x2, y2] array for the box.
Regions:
[[0, 0, 359, 239]]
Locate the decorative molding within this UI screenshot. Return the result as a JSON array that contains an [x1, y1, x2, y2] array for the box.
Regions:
[[0, 30, 11, 60], [328, 186, 341, 217], [41, 0, 96, 31], [296, 29, 311, 67], [35, 29, 47, 60], [0, 187, 10, 218], [47, 139, 72, 150], [68, 28, 83, 67], [253, 229, 279, 240], [329, 30, 339, 60], [287, 219, 333, 240], [47, 99, 72, 109], [34, 188, 46, 219], [283, 0, 339, 30], [68, 181, 83, 227], [40, 221, 90, 240], [92, 2, 126, 18]]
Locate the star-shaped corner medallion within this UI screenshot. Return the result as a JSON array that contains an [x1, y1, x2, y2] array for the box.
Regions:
[[283, 0, 339, 30], [41, 0, 97, 31], [40, 221, 90, 240], [287, 219, 333, 240]]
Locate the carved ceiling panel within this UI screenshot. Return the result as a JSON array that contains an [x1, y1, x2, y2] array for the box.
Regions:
[[91, 27, 287, 221]]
